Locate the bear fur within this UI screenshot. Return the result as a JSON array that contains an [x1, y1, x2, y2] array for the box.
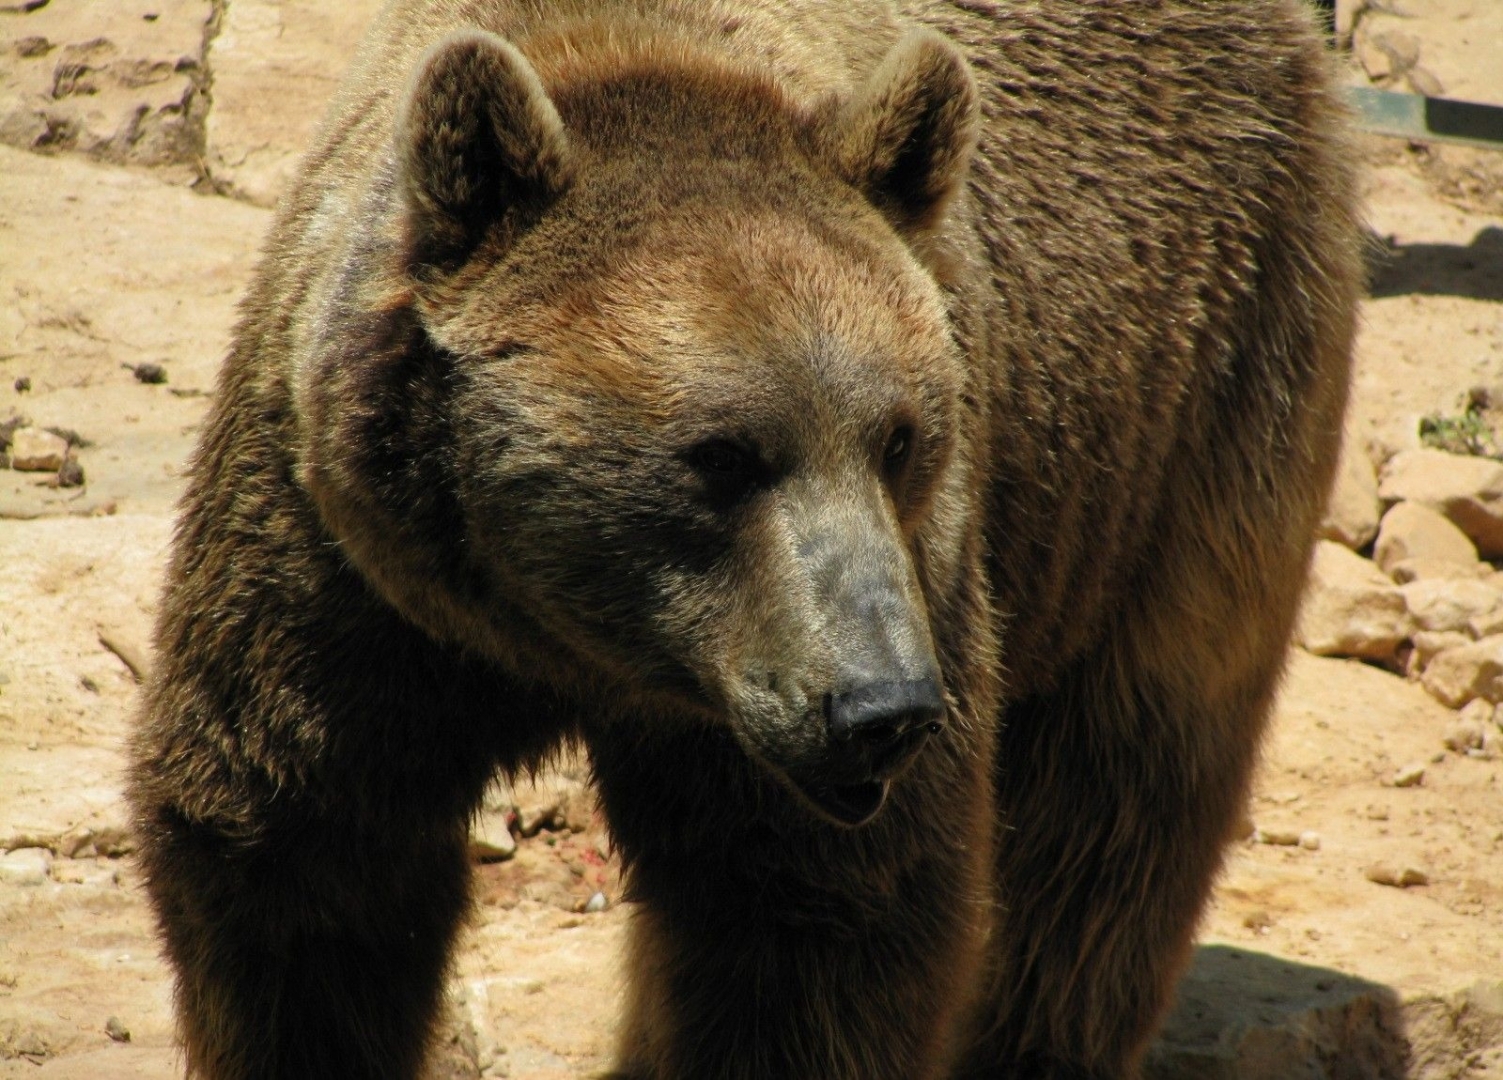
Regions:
[[127, 1, 1363, 1077]]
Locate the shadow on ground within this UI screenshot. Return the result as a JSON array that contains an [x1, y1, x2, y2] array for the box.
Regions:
[[1145, 944, 1407, 1080], [1367, 224, 1503, 302]]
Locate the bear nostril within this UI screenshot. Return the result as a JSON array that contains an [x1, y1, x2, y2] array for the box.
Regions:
[[827, 677, 945, 747]]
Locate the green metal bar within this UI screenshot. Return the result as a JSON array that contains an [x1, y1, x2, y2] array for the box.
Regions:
[[1348, 86, 1503, 152]]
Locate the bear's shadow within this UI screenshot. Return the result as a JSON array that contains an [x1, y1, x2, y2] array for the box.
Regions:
[[1367, 224, 1503, 302], [1144, 944, 1407, 1079]]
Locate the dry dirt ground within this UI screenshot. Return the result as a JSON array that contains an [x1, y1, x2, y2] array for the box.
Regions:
[[1, 2, 1501, 1078]]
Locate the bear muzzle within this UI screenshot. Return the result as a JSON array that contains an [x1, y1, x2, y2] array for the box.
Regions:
[[792, 675, 945, 826]]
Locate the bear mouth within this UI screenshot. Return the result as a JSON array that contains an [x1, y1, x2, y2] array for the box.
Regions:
[[797, 779, 890, 827]]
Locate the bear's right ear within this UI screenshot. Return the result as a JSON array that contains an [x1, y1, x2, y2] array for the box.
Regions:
[[398, 31, 574, 277], [824, 31, 978, 236]]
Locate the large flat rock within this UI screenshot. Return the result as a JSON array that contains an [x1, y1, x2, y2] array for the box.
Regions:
[[204, 0, 382, 205], [0, 144, 268, 519], [0, 0, 212, 167]]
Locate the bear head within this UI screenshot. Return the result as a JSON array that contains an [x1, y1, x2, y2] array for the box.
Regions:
[[301, 23, 981, 827]]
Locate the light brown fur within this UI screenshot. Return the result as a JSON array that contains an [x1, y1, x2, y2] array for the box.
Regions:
[[128, 2, 1362, 1078]]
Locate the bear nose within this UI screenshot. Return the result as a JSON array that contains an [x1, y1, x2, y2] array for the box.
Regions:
[[826, 677, 946, 749]]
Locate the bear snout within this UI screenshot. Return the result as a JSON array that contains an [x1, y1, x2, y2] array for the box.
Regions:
[[826, 675, 946, 748]]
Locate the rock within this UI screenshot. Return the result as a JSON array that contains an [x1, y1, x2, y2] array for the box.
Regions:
[[12, 376, 29, 393], [104, 1016, 130, 1043], [1444, 719, 1485, 753], [204, 0, 385, 205], [1400, 578, 1503, 636], [468, 780, 516, 862], [1355, 28, 1397, 82], [58, 822, 134, 859], [1470, 606, 1503, 640], [583, 891, 608, 913], [1364, 864, 1429, 888], [1387, 557, 1491, 584], [1144, 945, 1407, 1080], [54, 457, 85, 488], [511, 763, 596, 837], [1474, 733, 1500, 761], [1241, 909, 1273, 932], [0, 1, 212, 167], [1298, 831, 1321, 851], [132, 362, 168, 384], [1373, 501, 1480, 577], [1296, 541, 1413, 660], [7, 426, 68, 471], [1393, 764, 1426, 788], [1459, 698, 1494, 727], [0, 847, 52, 886], [468, 810, 516, 864], [1406, 66, 1444, 98], [1408, 630, 1471, 677], [1317, 435, 1380, 550], [1380, 448, 1503, 558], [1421, 635, 1503, 709], [1253, 828, 1301, 846]]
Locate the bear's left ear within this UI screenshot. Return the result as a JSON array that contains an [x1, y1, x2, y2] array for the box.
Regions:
[[398, 30, 575, 277], [825, 32, 978, 234]]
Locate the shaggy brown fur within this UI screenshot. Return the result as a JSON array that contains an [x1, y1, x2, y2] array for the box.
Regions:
[[127, 1, 1362, 1078]]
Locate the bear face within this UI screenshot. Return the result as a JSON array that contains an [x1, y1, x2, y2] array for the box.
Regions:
[[308, 27, 982, 826]]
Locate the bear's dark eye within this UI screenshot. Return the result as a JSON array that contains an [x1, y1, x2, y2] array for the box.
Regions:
[[685, 438, 767, 505], [689, 439, 754, 477], [883, 426, 915, 471]]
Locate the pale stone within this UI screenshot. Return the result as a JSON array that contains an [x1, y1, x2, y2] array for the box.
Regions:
[[1421, 635, 1503, 709], [1380, 448, 1503, 558], [1400, 578, 1503, 636], [1409, 630, 1471, 676], [204, 0, 384, 205], [8, 427, 68, 472], [0, 0, 212, 167], [1318, 436, 1381, 550], [1297, 541, 1413, 660], [1388, 558, 1491, 584], [0, 846, 52, 886], [1373, 501, 1480, 577]]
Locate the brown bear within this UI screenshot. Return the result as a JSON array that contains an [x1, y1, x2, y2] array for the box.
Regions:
[[127, 1, 1362, 1077]]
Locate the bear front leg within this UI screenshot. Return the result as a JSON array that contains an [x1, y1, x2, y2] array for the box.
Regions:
[[134, 800, 474, 1080], [129, 580, 559, 1079], [957, 630, 1285, 1080], [591, 722, 993, 1080]]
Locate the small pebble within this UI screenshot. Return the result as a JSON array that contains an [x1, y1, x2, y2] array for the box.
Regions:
[[13, 377, 30, 393], [1364, 864, 1429, 888], [1241, 909, 1273, 932], [583, 891, 608, 913], [54, 457, 84, 488], [1298, 831, 1321, 851], [1444, 720, 1485, 753], [1253, 828, 1301, 846], [1393, 764, 1425, 788], [133, 362, 168, 385], [104, 1016, 130, 1043], [0, 848, 52, 887]]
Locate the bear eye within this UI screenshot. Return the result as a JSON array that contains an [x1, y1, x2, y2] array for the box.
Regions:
[[883, 426, 915, 471], [689, 439, 754, 477]]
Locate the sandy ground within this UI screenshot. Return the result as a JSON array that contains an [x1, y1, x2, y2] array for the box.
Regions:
[[1, 2, 1501, 1077]]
